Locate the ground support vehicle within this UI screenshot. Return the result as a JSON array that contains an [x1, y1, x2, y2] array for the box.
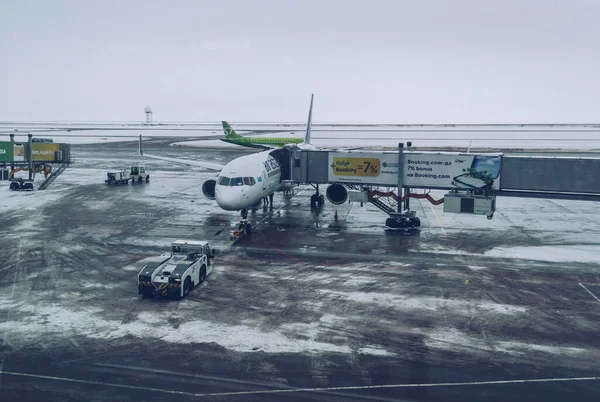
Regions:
[[138, 240, 215, 299], [105, 170, 130, 184], [230, 218, 252, 241], [130, 166, 149, 183]]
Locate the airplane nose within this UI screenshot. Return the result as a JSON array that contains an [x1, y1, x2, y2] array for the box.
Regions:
[[215, 186, 243, 211]]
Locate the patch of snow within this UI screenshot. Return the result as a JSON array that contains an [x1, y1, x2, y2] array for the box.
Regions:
[[485, 245, 600, 263], [496, 341, 587, 356], [0, 304, 356, 355], [424, 327, 588, 357], [174, 130, 600, 151], [319, 290, 527, 315], [357, 347, 394, 357]]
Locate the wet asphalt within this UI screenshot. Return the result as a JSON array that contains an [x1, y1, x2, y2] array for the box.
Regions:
[[0, 139, 599, 401]]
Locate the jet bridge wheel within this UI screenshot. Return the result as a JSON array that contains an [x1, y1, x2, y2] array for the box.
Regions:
[[385, 218, 406, 229]]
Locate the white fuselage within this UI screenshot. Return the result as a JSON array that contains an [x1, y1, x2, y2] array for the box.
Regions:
[[214, 150, 282, 211]]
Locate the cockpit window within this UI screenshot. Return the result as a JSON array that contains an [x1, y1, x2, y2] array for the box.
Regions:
[[230, 177, 243, 186], [250, 177, 256, 185], [218, 177, 230, 186], [243, 177, 251, 185]]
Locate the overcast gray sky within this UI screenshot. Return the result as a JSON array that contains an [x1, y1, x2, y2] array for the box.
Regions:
[[1, 0, 599, 123]]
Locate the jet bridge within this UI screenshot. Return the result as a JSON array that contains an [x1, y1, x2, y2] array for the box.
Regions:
[[284, 144, 600, 229]]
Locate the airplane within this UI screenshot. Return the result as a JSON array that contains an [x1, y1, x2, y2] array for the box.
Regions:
[[220, 121, 303, 150], [139, 94, 321, 235]]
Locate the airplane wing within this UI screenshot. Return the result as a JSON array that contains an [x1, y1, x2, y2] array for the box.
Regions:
[[138, 135, 225, 171]]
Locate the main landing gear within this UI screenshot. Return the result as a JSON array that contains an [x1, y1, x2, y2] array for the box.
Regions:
[[310, 184, 324, 209], [231, 208, 252, 241]]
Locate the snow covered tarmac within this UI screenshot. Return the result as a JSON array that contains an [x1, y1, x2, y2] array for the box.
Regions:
[[0, 139, 599, 401]]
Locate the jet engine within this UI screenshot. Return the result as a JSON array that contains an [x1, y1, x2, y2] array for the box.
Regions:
[[326, 183, 348, 205], [202, 178, 217, 200]]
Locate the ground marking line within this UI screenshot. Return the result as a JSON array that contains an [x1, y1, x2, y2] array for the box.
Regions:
[[429, 203, 447, 238], [95, 363, 296, 390], [0, 371, 202, 397], [208, 376, 600, 397], [256, 190, 304, 227], [0, 262, 19, 273], [579, 282, 600, 304], [2, 370, 600, 398]]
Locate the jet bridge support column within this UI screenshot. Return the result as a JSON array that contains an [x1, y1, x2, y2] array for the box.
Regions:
[[397, 143, 403, 213], [28, 133, 33, 180], [404, 142, 412, 211], [9, 133, 14, 173], [383, 142, 420, 232]]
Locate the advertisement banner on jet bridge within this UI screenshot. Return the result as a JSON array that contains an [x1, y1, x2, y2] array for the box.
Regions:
[[32, 143, 61, 161], [0, 142, 14, 162], [328, 152, 400, 185], [403, 152, 501, 190]]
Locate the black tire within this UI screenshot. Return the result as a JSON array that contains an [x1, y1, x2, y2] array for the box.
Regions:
[[182, 278, 191, 298], [413, 217, 421, 227], [138, 176, 142, 182], [146, 175, 150, 182], [407, 217, 418, 227], [199, 267, 206, 284], [385, 218, 398, 228]]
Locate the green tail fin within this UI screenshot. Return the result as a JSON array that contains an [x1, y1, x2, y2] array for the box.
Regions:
[[222, 121, 245, 140]]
